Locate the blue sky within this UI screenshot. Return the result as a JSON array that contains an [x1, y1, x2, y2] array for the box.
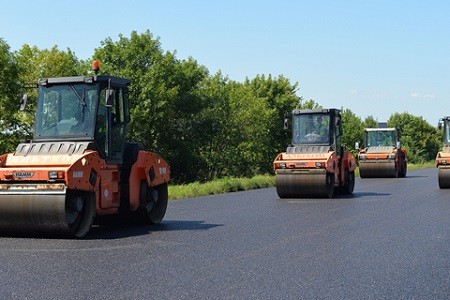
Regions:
[[1, 0, 449, 125]]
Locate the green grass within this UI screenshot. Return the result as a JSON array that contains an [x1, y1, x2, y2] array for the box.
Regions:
[[406, 161, 435, 170], [168, 175, 275, 200], [168, 161, 436, 200]]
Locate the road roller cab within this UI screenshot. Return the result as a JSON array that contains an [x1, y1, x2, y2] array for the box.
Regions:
[[357, 127, 407, 178], [273, 108, 356, 198], [436, 117, 450, 188], [0, 69, 170, 237]]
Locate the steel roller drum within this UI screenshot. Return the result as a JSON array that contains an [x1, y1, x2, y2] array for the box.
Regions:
[[276, 172, 334, 198], [438, 167, 450, 188], [0, 185, 95, 237], [359, 162, 397, 178]]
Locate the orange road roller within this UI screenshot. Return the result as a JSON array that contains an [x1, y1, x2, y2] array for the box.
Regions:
[[273, 108, 356, 198], [436, 116, 450, 188], [0, 65, 170, 237], [357, 127, 407, 178]]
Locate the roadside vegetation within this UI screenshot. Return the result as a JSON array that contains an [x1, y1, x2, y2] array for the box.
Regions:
[[0, 31, 444, 189], [169, 161, 436, 199], [169, 175, 275, 200]]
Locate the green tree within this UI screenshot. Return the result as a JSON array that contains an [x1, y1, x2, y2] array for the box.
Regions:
[[94, 30, 212, 182], [245, 74, 299, 173], [0, 38, 22, 153], [299, 99, 321, 110], [16, 45, 80, 83], [198, 74, 300, 179], [224, 81, 271, 177], [196, 72, 233, 180], [388, 112, 440, 163], [363, 115, 378, 128], [341, 108, 364, 155]]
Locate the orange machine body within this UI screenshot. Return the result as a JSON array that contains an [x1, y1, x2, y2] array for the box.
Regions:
[[0, 144, 170, 216]]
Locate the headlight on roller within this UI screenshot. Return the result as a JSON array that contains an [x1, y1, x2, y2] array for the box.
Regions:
[[48, 171, 65, 179]]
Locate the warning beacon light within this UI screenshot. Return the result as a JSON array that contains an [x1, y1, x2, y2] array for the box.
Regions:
[[91, 60, 101, 75]]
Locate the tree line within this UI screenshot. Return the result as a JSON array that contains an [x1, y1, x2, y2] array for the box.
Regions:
[[0, 30, 443, 183]]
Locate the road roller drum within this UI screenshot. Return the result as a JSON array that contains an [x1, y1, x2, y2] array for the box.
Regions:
[[276, 172, 334, 198], [359, 161, 397, 178], [0, 186, 95, 237], [438, 167, 450, 188]]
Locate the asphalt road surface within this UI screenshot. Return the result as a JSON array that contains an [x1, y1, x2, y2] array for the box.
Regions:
[[0, 167, 449, 299]]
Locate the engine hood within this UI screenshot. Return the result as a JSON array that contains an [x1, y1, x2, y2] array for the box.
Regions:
[[365, 146, 395, 154], [2, 141, 92, 167]]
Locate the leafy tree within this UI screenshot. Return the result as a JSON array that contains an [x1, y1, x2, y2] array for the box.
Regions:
[[0, 38, 22, 153], [224, 81, 271, 177], [363, 115, 378, 128], [94, 32, 303, 182], [16, 45, 80, 83], [388, 112, 440, 163], [94, 31, 212, 182], [341, 108, 364, 155], [245, 74, 299, 173], [196, 72, 233, 180], [197, 75, 299, 180], [299, 99, 321, 110]]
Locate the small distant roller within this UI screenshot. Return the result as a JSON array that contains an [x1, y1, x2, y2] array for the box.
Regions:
[[357, 127, 407, 178], [436, 117, 450, 188], [273, 109, 356, 198]]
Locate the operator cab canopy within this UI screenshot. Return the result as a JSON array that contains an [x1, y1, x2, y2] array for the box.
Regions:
[[364, 128, 400, 148], [291, 108, 341, 146], [24, 75, 130, 164]]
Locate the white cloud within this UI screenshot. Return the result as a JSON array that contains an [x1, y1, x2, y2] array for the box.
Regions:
[[410, 92, 436, 99], [349, 89, 358, 94]]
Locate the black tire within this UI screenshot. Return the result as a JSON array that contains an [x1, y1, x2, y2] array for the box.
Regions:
[[65, 191, 96, 238], [394, 163, 399, 178], [399, 160, 407, 178], [139, 182, 168, 224], [120, 142, 144, 211], [343, 170, 355, 194], [325, 172, 335, 198]]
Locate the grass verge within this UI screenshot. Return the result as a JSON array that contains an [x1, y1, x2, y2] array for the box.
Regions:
[[169, 175, 275, 200], [168, 161, 436, 200]]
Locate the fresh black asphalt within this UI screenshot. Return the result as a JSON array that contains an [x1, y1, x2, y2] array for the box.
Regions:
[[0, 167, 449, 299]]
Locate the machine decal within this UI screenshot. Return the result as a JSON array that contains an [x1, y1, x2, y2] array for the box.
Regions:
[[73, 171, 83, 178], [13, 171, 34, 179]]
